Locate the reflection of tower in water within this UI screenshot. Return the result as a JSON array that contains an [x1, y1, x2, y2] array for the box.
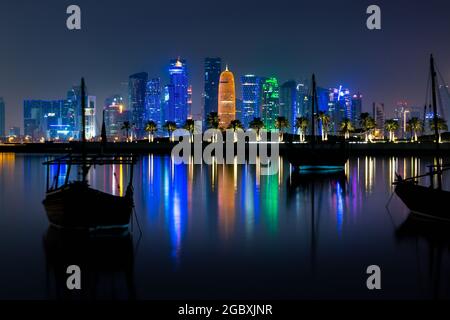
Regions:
[[217, 164, 236, 240]]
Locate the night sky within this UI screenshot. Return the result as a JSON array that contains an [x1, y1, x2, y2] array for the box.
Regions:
[[1, 0, 449, 129]]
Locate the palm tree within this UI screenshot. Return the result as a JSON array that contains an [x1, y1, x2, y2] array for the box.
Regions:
[[340, 118, 355, 140], [430, 117, 448, 143], [249, 117, 265, 141], [360, 113, 376, 142], [206, 112, 220, 142], [163, 121, 177, 142], [406, 117, 423, 142], [183, 119, 196, 142], [295, 117, 309, 142], [385, 119, 399, 142], [317, 112, 330, 141], [275, 116, 289, 142], [121, 121, 132, 142], [228, 119, 244, 142], [145, 120, 158, 143], [206, 112, 220, 130], [228, 119, 244, 132]]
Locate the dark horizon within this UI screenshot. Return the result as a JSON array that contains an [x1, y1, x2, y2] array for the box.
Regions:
[[1, 0, 449, 130]]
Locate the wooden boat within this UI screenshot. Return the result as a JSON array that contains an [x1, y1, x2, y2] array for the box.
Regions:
[[43, 155, 136, 230], [394, 165, 450, 221], [285, 74, 348, 170], [394, 55, 449, 221], [42, 78, 137, 230]]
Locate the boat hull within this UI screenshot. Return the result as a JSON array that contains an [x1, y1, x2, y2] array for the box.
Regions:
[[395, 182, 450, 221], [43, 182, 134, 230]]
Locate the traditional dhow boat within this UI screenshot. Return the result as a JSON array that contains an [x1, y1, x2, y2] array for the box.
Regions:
[[394, 55, 449, 221], [43, 154, 136, 230], [394, 165, 450, 221], [42, 78, 137, 230]]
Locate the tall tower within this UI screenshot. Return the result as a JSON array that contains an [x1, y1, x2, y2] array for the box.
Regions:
[[145, 78, 162, 127], [204, 58, 222, 120], [218, 65, 236, 129], [261, 77, 280, 131], [241, 75, 261, 129], [168, 58, 189, 127], [129, 72, 148, 138], [280, 80, 297, 133]]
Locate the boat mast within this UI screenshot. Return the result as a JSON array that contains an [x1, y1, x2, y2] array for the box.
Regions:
[[311, 74, 317, 145], [81, 78, 88, 182], [430, 55, 442, 190]]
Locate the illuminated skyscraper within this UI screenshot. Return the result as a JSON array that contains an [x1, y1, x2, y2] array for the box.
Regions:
[[218, 65, 236, 129], [280, 81, 297, 133], [104, 95, 126, 139], [145, 78, 162, 127], [296, 81, 310, 119], [129, 72, 148, 138], [328, 86, 352, 134], [168, 58, 189, 127], [351, 93, 363, 125], [261, 77, 280, 130], [0, 98, 5, 137], [241, 75, 261, 129], [85, 96, 96, 140], [204, 58, 222, 120]]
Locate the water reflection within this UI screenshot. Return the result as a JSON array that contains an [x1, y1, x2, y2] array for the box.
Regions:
[[2, 154, 450, 299], [43, 227, 135, 300], [396, 216, 450, 299]]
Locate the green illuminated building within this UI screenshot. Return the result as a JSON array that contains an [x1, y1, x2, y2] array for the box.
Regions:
[[261, 77, 280, 130]]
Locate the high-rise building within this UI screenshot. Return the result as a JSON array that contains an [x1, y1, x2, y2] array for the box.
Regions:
[[328, 86, 352, 134], [261, 77, 280, 131], [218, 65, 236, 129], [145, 78, 162, 127], [0, 98, 5, 137], [351, 93, 363, 125], [280, 81, 297, 133], [66, 86, 81, 138], [241, 75, 261, 129], [104, 95, 127, 139], [85, 96, 96, 140], [296, 81, 310, 120], [373, 102, 385, 131], [24, 100, 73, 140], [129, 72, 148, 138], [204, 58, 222, 121], [168, 58, 189, 127]]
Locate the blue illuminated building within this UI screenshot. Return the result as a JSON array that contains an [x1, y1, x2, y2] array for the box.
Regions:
[[204, 58, 222, 121], [24, 100, 74, 140], [145, 78, 162, 128], [241, 75, 262, 128], [167, 58, 189, 127], [280, 80, 297, 133]]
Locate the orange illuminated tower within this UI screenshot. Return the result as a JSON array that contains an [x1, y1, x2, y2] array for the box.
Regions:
[[218, 65, 236, 129]]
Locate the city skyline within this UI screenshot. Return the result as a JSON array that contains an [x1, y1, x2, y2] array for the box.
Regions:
[[1, 0, 450, 130]]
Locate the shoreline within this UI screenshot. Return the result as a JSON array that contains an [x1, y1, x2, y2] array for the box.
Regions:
[[1, 141, 450, 157]]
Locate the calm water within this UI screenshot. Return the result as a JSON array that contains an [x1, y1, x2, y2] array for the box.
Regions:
[[1, 153, 450, 300]]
